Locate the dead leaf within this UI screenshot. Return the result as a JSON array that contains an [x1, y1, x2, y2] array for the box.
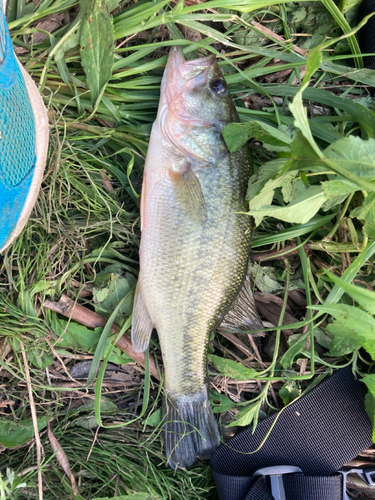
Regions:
[[100, 171, 115, 194], [31, 14, 66, 45], [47, 418, 78, 496]]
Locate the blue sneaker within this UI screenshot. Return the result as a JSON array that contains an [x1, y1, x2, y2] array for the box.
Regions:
[[0, 0, 49, 253]]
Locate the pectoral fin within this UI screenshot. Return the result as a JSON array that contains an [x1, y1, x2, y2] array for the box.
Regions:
[[131, 281, 154, 352], [170, 167, 207, 223], [219, 274, 264, 336]]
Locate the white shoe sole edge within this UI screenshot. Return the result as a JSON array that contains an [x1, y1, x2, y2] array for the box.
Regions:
[[0, 59, 49, 253]]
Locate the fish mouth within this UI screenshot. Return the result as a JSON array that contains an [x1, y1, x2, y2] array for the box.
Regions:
[[162, 46, 216, 107]]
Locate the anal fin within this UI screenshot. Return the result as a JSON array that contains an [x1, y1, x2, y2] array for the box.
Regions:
[[131, 281, 154, 352], [170, 167, 207, 223], [219, 274, 264, 336]]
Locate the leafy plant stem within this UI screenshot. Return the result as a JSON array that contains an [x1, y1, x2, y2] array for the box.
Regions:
[[297, 241, 315, 379], [57, 257, 137, 294], [325, 240, 375, 305], [254, 270, 291, 379], [324, 193, 354, 241]]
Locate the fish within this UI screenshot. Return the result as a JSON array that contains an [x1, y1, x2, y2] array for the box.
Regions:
[[131, 46, 261, 468]]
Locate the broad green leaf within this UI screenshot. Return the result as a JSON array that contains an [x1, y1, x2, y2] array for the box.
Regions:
[[0, 417, 47, 447], [28, 349, 54, 370], [93, 273, 136, 324], [248, 186, 327, 226], [222, 120, 292, 153], [282, 178, 307, 204], [351, 193, 375, 238], [73, 415, 98, 430], [290, 133, 321, 161], [325, 270, 375, 315], [362, 374, 375, 397], [208, 354, 257, 381], [80, 0, 115, 108], [248, 172, 296, 214], [326, 323, 362, 356], [247, 159, 286, 201], [334, 325, 375, 360], [288, 46, 323, 158], [94, 263, 125, 286], [53, 317, 102, 351], [365, 392, 375, 441], [314, 326, 332, 349], [248, 262, 283, 294], [73, 398, 118, 429], [226, 400, 262, 428], [324, 137, 375, 179], [280, 332, 309, 369], [321, 179, 359, 200], [313, 304, 375, 336], [321, 193, 349, 212], [103, 342, 132, 365], [289, 92, 322, 158], [361, 374, 375, 440], [313, 304, 375, 359], [210, 391, 237, 414], [144, 408, 162, 427], [53, 316, 132, 363], [279, 383, 300, 405]]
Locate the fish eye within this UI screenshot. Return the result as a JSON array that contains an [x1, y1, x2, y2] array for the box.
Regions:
[[210, 78, 227, 95]]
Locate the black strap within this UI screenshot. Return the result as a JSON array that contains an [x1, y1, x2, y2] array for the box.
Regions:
[[358, 0, 375, 69], [211, 366, 373, 500]]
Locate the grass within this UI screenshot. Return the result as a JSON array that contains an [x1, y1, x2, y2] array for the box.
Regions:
[[1, 0, 375, 498]]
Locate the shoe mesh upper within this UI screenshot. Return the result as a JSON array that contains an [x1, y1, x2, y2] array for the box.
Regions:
[[0, 6, 36, 188]]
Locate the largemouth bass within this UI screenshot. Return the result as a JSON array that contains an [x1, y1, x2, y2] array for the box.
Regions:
[[132, 46, 255, 468]]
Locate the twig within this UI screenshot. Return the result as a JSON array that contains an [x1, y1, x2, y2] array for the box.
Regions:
[[45, 337, 84, 385], [86, 426, 100, 462], [250, 244, 301, 262], [250, 240, 361, 263], [43, 295, 160, 381], [250, 20, 308, 57], [20, 342, 44, 500]]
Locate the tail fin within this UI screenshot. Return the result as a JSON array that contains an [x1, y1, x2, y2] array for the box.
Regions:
[[163, 386, 220, 469]]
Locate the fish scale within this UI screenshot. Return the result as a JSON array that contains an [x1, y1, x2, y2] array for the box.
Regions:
[[132, 47, 254, 468]]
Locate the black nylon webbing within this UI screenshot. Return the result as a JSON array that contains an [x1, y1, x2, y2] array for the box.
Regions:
[[211, 366, 373, 500], [358, 0, 375, 69]]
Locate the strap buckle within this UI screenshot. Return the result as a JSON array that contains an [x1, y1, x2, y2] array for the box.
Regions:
[[253, 465, 375, 500], [338, 467, 375, 500], [253, 465, 303, 500]]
